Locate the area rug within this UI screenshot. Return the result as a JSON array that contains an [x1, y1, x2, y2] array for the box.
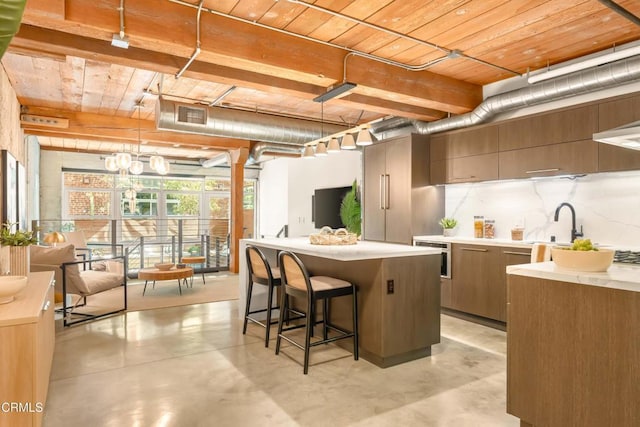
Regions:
[[80, 272, 239, 312]]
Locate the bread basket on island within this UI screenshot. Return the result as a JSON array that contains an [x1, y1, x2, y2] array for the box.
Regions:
[[309, 226, 358, 245]]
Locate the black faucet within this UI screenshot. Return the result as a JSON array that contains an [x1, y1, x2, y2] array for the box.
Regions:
[[553, 202, 583, 243]]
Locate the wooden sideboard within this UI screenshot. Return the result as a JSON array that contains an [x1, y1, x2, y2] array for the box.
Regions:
[[0, 272, 55, 427]]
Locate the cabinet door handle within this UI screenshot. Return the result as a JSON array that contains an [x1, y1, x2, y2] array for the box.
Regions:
[[461, 247, 488, 252], [503, 251, 530, 256], [385, 174, 390, 209], [525, 168, 560, 174], [42, 300, 51, 311], [379, 174, 385, 210]]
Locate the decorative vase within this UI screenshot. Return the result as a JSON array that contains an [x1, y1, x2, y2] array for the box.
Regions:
[[443, 228, 455, 237], [9, 246, 30, 276], [0, 246, 9, 275]]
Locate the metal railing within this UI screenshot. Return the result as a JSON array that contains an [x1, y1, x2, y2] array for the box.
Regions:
[[33, 218, 230, 276]]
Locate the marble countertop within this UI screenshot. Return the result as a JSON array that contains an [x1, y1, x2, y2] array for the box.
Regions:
[[506, 262, 640, 293], [241, 237, 441, 261], [413, 235, 536, 249]]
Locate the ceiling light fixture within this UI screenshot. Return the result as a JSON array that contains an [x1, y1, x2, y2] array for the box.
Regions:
[[341, 133, 356, 150], [111, 0, 129, 49], [302, 145, 315, 159], [315, 141, 328, 156], [528, 43, 640, 84], [327, 138, 341, 153], [313, 81, 357, 103], [355, 128, 373, 146]]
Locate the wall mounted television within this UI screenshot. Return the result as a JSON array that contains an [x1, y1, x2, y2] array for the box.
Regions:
[[312, 186, 351, 229]]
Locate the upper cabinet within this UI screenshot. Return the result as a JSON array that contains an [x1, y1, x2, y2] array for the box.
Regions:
[[363, 134, 442, 244], [430, 125, 499, 184], [498, 105, 598, 151]]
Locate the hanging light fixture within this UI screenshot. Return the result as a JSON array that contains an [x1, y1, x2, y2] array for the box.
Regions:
[[315, 141, 328, 156], [115, 152, 132, 170], [150, 155, 164, 172], [355, 128, 373, 146], [341, 133, 356, 150], [302, 145, 315, 158], [327, 138, 341, 153], [105, 156, 119, 171]]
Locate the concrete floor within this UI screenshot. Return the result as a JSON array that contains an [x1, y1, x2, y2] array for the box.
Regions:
[[44, 298, 519, 427]]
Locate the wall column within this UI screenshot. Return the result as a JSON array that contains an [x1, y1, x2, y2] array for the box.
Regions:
[[229, 147, 248, 273]]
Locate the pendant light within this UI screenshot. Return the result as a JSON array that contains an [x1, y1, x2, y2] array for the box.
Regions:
[[356, 128, 373, 146], [302, 145, 315, 158], [105, 156, 119, 171], [341, 133, 356, 150], [315, 141, 328, 156], [327, 137, 341, 153]]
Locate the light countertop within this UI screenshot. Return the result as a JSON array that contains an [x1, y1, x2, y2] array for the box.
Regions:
[[413, 235, 536, 249], [241, 237, 441, 261], [506, 262, 640, 293]]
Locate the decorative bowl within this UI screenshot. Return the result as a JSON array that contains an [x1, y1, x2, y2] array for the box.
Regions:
[[154, 263, 174, 271], [0, 275, 28, 304], [176, 263, 186, 269], [551, 247, 614, 272]]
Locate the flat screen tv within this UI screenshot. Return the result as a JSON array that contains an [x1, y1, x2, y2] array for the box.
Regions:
[[313, 186, 351, 229]]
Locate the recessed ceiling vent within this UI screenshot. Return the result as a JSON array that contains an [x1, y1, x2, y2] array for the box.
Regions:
[[177, 105, 206, 125], [156, 98, 346, 145]]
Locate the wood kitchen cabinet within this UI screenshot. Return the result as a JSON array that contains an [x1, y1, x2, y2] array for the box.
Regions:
[[498, 104, 598, 151], [499, 139, 598, 179], [363, 134, 441, 244], [450, 244, 531, 322], [451, 244, 504, 321], [0, 272, 55, 427]]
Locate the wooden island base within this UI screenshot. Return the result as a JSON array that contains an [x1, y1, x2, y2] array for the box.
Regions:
[[239, 238, 442, 368]]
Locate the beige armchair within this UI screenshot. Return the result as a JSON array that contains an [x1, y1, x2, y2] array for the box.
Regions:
[[30, 244, 128, 327]]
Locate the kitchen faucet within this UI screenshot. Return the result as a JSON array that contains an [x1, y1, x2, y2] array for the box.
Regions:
[[553, 202, 583, 243]]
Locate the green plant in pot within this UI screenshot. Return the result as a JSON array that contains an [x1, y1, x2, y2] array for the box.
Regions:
[[0, 223, 38, 276], [439, 217, 457, 237], [340, 180, 361, 237]]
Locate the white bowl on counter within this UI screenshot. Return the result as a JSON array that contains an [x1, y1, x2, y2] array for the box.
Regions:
[[551, 247, 614, 272], [0, 275, 28, 304]]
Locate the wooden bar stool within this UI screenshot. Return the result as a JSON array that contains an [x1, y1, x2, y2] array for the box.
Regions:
[[243, 245, 282, 347], [180, 256, 206, 285], [275, 251, 359, 375]]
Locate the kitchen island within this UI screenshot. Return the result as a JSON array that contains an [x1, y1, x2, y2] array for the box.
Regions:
[[506, 262, 640, 427], [239, 238, 442, 367]]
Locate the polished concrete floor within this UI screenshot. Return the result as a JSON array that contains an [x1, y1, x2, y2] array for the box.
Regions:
[[44, 298, 519, 427]]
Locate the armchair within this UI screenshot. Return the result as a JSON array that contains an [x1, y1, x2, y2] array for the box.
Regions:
[[30, 244, 127, 327]]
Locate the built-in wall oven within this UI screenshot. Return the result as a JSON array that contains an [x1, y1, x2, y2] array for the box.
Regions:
[[414, 240, 451, 279]]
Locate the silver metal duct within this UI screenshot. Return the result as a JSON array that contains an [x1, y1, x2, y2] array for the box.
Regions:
[[156, 98, 347, 145], [411, 55, 640, 135], [247, 142, 303, 164]]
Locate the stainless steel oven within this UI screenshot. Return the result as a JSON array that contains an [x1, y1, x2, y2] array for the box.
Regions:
[[414, 240, 451, 279]]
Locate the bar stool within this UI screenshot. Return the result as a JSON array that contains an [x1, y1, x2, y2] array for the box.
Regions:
[[243, 245, 281, 347], [275, 251, 359, 375]]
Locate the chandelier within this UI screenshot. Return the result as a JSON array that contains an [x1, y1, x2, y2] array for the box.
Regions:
[[104, 102, 169, 175]]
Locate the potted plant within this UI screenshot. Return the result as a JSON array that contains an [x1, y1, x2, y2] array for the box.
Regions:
[[340, 180, 362, 237], [438, 217, 458, 237], [0, 223, 38, 276]]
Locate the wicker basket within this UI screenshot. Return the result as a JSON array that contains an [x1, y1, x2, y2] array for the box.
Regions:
[[309, 228, 358, 245]]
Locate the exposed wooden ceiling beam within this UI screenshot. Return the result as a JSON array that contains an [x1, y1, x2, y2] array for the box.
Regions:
[[18, 0, 482, 115], [21, 106, 250, 150]]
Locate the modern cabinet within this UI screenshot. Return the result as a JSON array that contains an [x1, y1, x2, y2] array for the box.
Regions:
[[449, 244, 530, 322], [498, 104, 598, 151], [363, 134, 441, 244], [499, 139, 598, 179], [430, 125, 499, 184], [0, 272, 55, 427]]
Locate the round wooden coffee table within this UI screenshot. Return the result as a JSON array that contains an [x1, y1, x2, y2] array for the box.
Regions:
[[138, 267, 193, 295]]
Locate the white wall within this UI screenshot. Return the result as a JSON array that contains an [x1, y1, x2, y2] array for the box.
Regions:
[[258, 151, 362, 237], [445, 170, 640, 249]]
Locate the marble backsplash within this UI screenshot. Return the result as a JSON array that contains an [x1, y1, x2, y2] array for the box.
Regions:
[[444, 170, 640, 248]]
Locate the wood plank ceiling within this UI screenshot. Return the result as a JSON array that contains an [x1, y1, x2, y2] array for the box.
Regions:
[[3, 0, 640, 162]]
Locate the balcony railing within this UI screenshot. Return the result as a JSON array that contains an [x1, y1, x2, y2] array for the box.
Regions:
[[33, 218, 230, 276]]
